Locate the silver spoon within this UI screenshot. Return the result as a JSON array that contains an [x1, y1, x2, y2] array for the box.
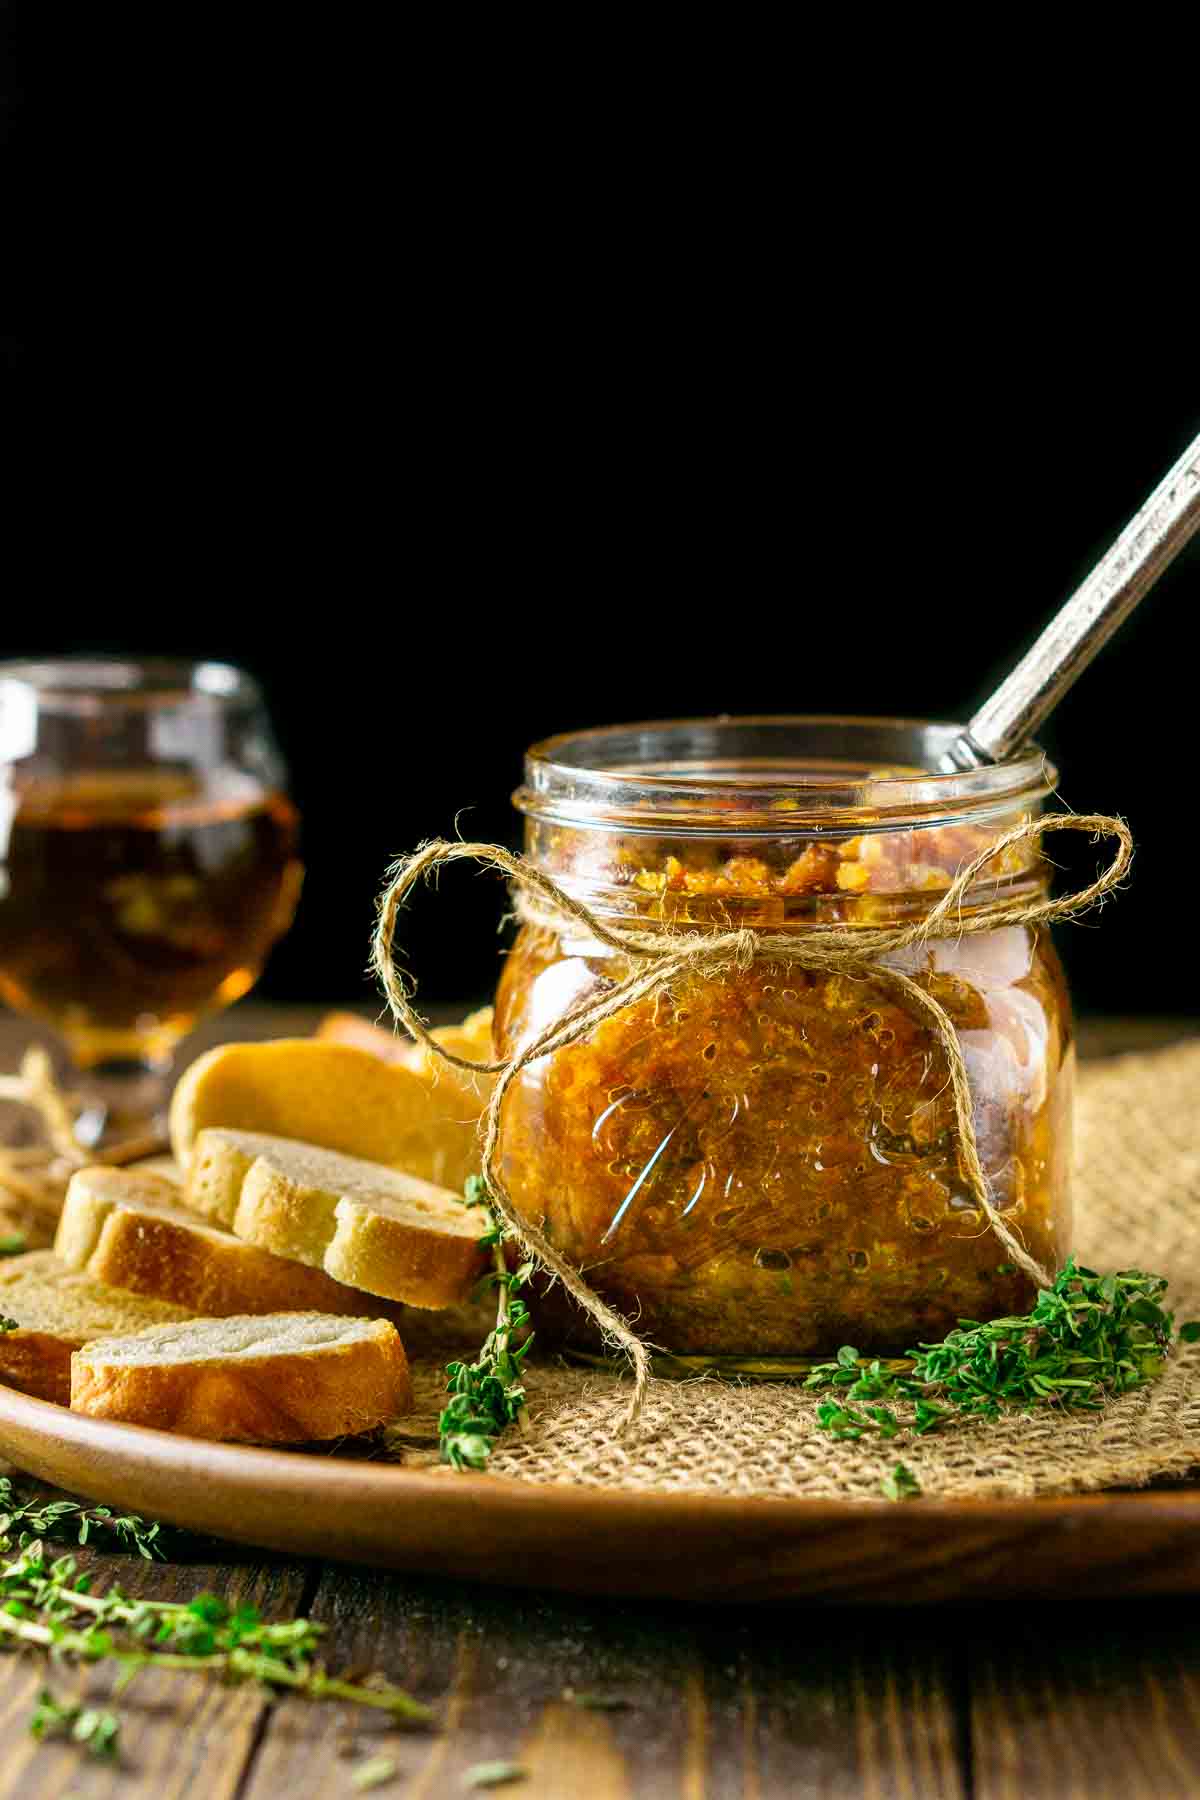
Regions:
[[941, 431, 1200, 771]]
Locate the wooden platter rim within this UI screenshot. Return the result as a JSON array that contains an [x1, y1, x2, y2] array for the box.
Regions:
[[3, 1380, 1198, 1519], [2, 1383, 1198, 1604]]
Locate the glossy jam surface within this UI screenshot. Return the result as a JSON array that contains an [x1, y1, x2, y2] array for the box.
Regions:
[[493, 825, 1073, 1357]]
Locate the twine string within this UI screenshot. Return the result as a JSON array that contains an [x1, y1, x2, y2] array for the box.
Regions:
[[371, 813, 1132, 1430]]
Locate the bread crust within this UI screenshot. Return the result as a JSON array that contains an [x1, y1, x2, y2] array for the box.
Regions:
[[70, 1316, 412, 1442], [0, 1329, 75, 1406]]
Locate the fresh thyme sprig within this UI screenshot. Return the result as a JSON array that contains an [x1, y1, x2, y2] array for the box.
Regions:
[[0, 1476, 165, 1560], [0, 1539, 433, 1761], [439, 1175, 534, 1471], [807, 1260, 1195, 1446]]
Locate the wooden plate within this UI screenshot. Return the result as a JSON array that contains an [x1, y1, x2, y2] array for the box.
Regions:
[[3, 1386, 1200, 1604]]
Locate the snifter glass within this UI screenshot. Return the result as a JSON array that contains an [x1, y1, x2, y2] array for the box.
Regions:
[[0, 658, 302, 1137]]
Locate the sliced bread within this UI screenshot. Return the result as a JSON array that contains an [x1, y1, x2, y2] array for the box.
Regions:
[[391, 1009, 497, 1137], [70, 1312, 412, 1442], [316, 1005, 495, 1078], [168, 1039, 485, 1192], [313, 1011, 413, 1063], [184, 1132, 486, 1308], [56, 1166, 407, 1322], [0, 1250, 195, 1406]]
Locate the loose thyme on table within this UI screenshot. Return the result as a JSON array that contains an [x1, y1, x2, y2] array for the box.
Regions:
[[0, 1511, 433, 1766], [808, 1259, 1200, 1492], [0, 1475, 166, 1560]]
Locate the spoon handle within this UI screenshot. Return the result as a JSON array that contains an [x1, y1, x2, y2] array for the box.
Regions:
[[955, 432, 1200, 766]]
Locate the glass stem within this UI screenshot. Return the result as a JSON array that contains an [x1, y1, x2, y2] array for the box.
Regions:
[[73, 1057, 171, 1151]]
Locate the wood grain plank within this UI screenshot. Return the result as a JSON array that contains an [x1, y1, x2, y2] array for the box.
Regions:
[[241, 1569, 971, 1799], [969, 1599, 1200, 1800], [0, 1536, 311, 1800], [693, 1611, 967, 1800], [518, 1701, 634, 1798]]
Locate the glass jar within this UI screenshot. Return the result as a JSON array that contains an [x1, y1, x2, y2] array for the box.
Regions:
[[493, 717, 1074, 1360]]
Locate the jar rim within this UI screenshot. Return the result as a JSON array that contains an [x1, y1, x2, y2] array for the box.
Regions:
[[517, 715, 1056, 833]]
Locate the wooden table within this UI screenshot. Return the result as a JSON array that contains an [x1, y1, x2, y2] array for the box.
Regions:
[[1, 1007, 1197, 1799]]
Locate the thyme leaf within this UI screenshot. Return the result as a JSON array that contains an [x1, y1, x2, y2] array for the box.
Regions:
[[439, 1176, 533, 1472], [881, 1463, 921, 1501], [352, 1754, 399, 1789], [463, 1762, 527, 1790], [29, 1687, 121, 1758], [563, 1689, 632, 1710]]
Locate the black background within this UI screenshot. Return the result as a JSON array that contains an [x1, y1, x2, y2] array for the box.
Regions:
[[4, 394, 1195, 1020], [3, 22, 1196, 1020]]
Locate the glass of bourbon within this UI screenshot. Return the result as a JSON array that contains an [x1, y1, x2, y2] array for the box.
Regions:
[[0, 658, 302, 1134]]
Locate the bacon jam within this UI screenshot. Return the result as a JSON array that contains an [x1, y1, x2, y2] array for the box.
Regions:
[[495, 725, 1073, 1359]]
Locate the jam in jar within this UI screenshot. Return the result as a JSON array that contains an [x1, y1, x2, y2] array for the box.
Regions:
[[493, 718, 1073, 1358]]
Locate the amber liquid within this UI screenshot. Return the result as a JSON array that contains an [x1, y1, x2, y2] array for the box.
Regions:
[[0, 769, 301, 1065]]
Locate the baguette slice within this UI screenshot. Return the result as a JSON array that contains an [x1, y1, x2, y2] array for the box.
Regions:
[[71, 1313, 411, 1442], [393, 1010, 497, 1135], [313, 1011, 413, 1063], [169, 1039, 485, 1193], [186, 1131, 486, 1308], [56, 1166, 406, 1323], [316, 1005, 495, 1077], [0, 1250, 194, 1406]]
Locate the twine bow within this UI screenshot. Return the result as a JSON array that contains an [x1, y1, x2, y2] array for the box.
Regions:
[[372, 813, 1132, 1430]]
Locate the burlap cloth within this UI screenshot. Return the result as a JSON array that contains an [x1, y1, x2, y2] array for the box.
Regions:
[[396, 1040, 1200, 1501]]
